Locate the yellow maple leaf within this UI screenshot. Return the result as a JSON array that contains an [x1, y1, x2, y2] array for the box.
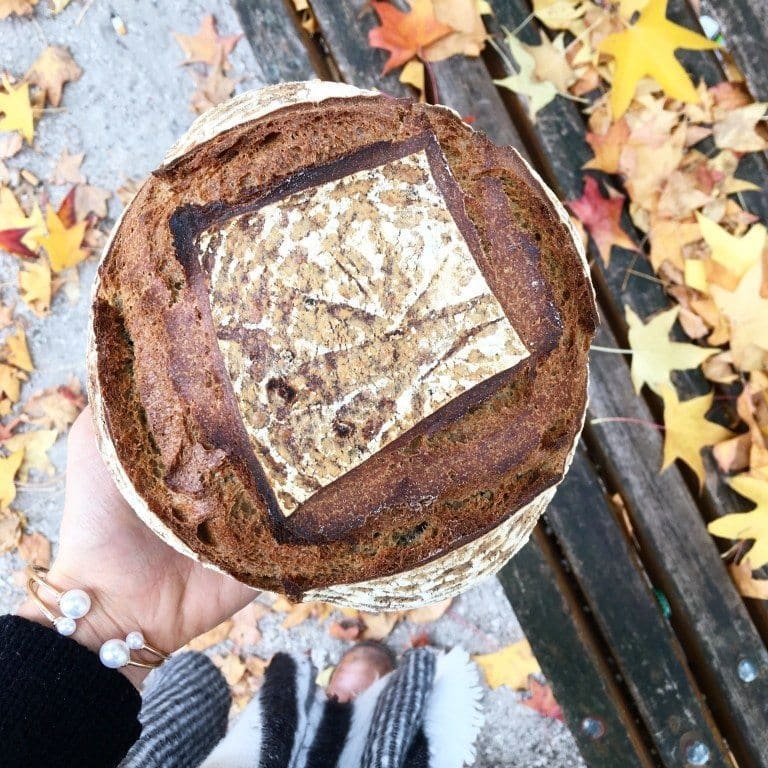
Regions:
[[696, 213, 766, 282], [0, 186, 46, 250], [473, 638, 541, 690], [495, 32, 558, 121], [0, 448, 24, 507], [3, 326, 33, 372], [18, 260, 51, 317], [1, 429, 57, 479], [0, 76, 35, 144], [0, 363, 25, 409], [597, 0, 719, 118], [710, 263, 768, 372], [38, 206, 87, 272], [709, 475, 768, 569], [626, 305, 717, 394], [660, 385, 733, 489]]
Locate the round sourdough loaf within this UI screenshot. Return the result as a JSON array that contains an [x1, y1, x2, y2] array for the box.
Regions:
[[87, 81, 598, 610]]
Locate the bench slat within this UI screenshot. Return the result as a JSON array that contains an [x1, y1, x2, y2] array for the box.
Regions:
[[548, 446, 731, 767], [499, 533, 654, 768]]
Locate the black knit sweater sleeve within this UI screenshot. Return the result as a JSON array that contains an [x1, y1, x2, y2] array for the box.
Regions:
[[0, 614, 142, 768]]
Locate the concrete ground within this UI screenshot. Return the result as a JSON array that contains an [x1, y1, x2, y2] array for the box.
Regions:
[[0, 2, 585, 765]]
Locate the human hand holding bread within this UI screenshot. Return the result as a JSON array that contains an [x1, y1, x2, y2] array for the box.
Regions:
[[17, 407, 256, 687]]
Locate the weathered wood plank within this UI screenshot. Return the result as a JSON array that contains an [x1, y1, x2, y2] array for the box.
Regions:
[[548, 447, 730, 767], [499, 531, 654, 768], [232, 0, 318, 84], [586, 313, 768, 767], [697, 0, 768, 102]]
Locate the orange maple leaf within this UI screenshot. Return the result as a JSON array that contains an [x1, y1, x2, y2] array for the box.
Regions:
[[369, 0, 453, 75], [521, 676, 564, 721], [567, 175, 638, 265]]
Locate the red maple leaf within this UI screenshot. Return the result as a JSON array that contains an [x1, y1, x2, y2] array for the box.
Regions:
[[368, 0, 452, 75], [521, 677, 563, 721], [57, 187, 77, 228], [567, 175, 638, 266], [0, 227, 38, 259]]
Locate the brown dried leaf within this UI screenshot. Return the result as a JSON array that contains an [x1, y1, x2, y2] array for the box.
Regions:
[[75, 185, 111, 220], [0, 133, 23, 161], [116, 177, 141, 206], [25, 46, 82, 108], [0, 0, 38, 20], [713, 434, 752, 474], [186, 619, 233, 651], [729, 559, 768, 600], [328, 619, 363, 641], [190, 64, 236, 115], [212, 652, 246, 686], [405, 598, 452, 623], [17, 530, 51, 567], [23, 378, 84, 431], [0, 506, 25, 554], [50, 150, 85, 185]]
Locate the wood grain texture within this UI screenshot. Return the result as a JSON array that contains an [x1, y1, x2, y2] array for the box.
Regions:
[[587, 311, 768, 767], [232, 0, 318, 84], [548, 447, 730, 767], [698, 0, 768, 101], [499, 534, 655, 768]]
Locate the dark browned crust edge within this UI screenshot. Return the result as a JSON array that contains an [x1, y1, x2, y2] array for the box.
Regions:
[[93, 94, 598, 597]]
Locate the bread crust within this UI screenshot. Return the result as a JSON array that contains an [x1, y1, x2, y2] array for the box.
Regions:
[[88, 82, 597, 607]]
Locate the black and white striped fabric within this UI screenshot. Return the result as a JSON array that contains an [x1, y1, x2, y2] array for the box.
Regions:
[[125, 646, 483, 768], [119, 651, 231, 768]]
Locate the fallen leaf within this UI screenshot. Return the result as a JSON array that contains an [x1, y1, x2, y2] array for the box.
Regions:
[[473, 639, 541, 690], [0, 364, 25, 414], [709, 475, 768, 568], [713, 434, 752, 474], [423, 0, 487, 61], [729, 559, 768, 600], [23, 379, 84, 431], [405, 597, 452, 623], [525, 32, 575, 94], [521, 677, 563, 720], [713, 103, 768, 153], [368, 0, 453, 75], [186, 619, 233, 651], [0, 506, 25, 553], [173, 14, 242, 68], [0, 133, 23, 160], [399, 59, 425, 100], [711, 264, 768, 371], [532, 0, 586, 29], [0, 186, 46, 250], [567, 175, 637, 265], [50, 150, 85, 185], [597, 0, 718, 118], [584, 118, 630, 173], [696, 213, 766, 283], [116, 177, 141, 206], [0, 227, 38, 259], [17, 530, 51, 566], [212, 653, 246, 686], [494, 32, 558, 121], [0, 304, 13, 330], [660, 385, 733, 489], [0, 448, 24, 507], [49, 0, 71, 14], [74, 185, 111, 220], [190, 64, 237, 115], [0, 76, 34, 144], [25, 46, 82, 108], [18, 259, 51, 316], [359, 610, 403, 640], [0, 0, 39, 18], [2, 428, 58, 478], [626, 305, 717, 394], [38, 205, 87, 272], [3, 326, 33, 372]]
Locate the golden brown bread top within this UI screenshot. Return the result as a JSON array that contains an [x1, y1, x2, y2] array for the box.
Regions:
[[90, 90, 597, 597]]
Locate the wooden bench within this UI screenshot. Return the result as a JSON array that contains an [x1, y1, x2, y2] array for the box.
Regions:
[[232, 2, 768, 765]]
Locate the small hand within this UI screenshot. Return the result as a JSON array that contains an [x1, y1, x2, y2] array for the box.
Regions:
[[17, 406, 257, 686]]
